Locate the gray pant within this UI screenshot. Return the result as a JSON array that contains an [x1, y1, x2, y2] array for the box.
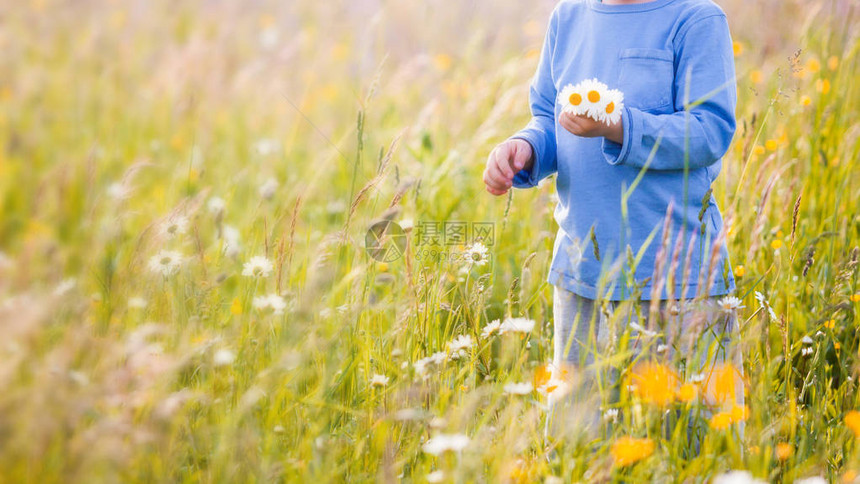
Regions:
[[546, 284, 745, 445]]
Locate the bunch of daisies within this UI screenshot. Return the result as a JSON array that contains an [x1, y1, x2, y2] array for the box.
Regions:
[[558, 78, 624, 125]]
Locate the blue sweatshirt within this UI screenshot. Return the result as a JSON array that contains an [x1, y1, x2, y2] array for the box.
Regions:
[[510, 0, 737, 301]]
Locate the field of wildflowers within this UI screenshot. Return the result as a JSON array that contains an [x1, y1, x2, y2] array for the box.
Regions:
[[0, 0, 858, 482]]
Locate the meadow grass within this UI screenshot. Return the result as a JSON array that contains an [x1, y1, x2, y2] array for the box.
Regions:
[[0, 0, 858, 482]]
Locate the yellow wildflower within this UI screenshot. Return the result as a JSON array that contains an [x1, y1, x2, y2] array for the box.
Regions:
[[703, 364, 741, 407], [677, 383, 697, 402], [824, 319, 836, 329], [846, 411, 860, 438], [709, 412, 733, 430], [731, 404, 750, 422], [629, 362, 679, 406], [752, 145, 766, 156], [734, 265, 745, 278], [850, 293, 860, 303], [806, 57, 821, 73], [733, 41, 743, 57], [828, 55, 839, 71], [750, 70, 764, 84], [815, 78, 831, 95], [611, 437, 655, 467], [231, 298, 243, 315], [776, 442, 793, 461], [433, 54, 453, 71], [765, 139, 778, 151], [771, 239, 783, 250], [800, 95, 812, 107]]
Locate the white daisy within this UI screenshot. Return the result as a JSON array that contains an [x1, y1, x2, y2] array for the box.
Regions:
[[148, 250, 184, 277], [161, 215, 189, 239], [481, 319, 503, 338], [603, 408, 620, 422], [213, 348, 235, 366], [422, 433, 470, 455], [754, 291, 778, 320], [426, 471, 445, 483], [252, 293, 288, 315], [712, 470, 766, 484], [597, 88, 624, 126], [629, 321, 657, 337], [447, 334, 474, 360], [259, 177, 279, 200], [536, 364, 571, 400], [463, 242, 489, 267], [242, 256, 274, 278], [801, 347, 814, 357], [717, 295, 745, 312], [207, 196, 226, 217], [558, 83, 587, 115], [579, 78, 610, 119], [370, 374, 389, 387], [503, 382, 533, 395], [801, 335, 814, 344], [500, 317, 536, 334], [222, 225, 241, 258]]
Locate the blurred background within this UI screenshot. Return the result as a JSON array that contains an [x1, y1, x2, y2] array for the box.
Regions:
[[0, 0, 858, 482]]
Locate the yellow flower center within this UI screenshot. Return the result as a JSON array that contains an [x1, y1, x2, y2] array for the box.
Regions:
[[588, 90, 600, 102], [605, 102, 615, 114], [569, 93, 582, 105]]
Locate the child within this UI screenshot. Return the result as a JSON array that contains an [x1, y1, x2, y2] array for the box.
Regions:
[[483, 0, 744, 439]]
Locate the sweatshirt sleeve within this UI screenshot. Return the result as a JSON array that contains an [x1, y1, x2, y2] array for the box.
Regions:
[[510, 9, 559, 188], [601, 13, 737, 171]]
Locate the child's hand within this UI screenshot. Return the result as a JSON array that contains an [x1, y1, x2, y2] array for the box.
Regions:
[[483, 139, 534, 196], [559, 111, 623, 144]]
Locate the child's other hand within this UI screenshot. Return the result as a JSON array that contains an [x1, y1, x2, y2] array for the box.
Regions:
[[559, 111, 623, 144], [483, 139, 533, 196]]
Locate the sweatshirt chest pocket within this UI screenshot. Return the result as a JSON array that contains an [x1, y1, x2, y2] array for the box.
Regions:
[[616, 48, 675, 112]]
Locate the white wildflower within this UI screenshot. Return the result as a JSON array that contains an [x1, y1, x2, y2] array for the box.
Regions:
[[259, 177, 279, 200], [252, 293, 288, 315], [160, 215, 189, 239], [712, 470, 766, 484], [213, 348, 235, 367], [500, 317, 536, 334], [463, 242, 489, 267], [603, 408, 620, 422], [222, 225, 241, 258], [447, 334, 473, 360], [148, 250, 184, 277], [207, 196, 226, 217], [370, 374, 389, 387], [717, 295, 745, 312], [481, 319, 503, 338], [629, 321, 657, 337], [422, 434, 470, 455], [242, 256, 274, 278], [503, 382, 533, 395], [426, 470, 445, 483], [754, 291, 778, 320]]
